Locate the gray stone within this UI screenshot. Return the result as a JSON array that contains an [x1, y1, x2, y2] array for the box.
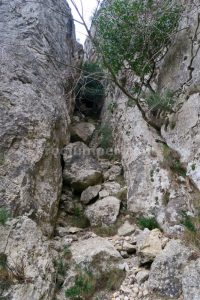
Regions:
[[0, 217, 55, 300], [80, 184, 101, 204], [70, 237, 125, 283], [148, 240, 193, 298], [85, 196, 121, 226], [136, 270, 149, 284], [71, 122, 95, 143], [63, 142, 103, 192], [0, 0, 78, 236], [104, 164, 122, 180], [118, 221, 135, 236], [182, 258, 200, 300], [136, 229, 164, 264]]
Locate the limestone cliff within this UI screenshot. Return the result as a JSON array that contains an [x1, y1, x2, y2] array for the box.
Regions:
[[0, 0, 78, 235]]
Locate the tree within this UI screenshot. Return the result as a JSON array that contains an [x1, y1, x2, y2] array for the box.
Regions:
[[70, 0, 182, 127]]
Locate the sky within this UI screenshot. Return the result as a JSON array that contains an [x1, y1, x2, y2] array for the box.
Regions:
[[70, 0, 100, 44]]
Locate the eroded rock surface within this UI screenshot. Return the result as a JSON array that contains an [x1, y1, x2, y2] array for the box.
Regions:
[[148, 240, 193, 298], [0, 0, 78, 235]]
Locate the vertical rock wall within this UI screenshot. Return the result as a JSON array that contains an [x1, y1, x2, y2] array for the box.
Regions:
[[0, 0, 78, 235], [100, 1, 200, 232]]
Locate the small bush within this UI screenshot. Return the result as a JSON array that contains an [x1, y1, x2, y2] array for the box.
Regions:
[[182, 213, 200, 249], [146, 90, 174, 112], [63, 246, 72, 259], [170, 160, 186, 177], [99, 125, 113, 149], [162, 145, 186, 177], [0, 208, 10, 226], [181, 212, 196, 233], [138, 216, 160, 230], [53, 257, 69, 277], [65, 270, 96, 300]]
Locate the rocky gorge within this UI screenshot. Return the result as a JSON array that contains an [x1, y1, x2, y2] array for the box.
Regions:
[[1, 0, 200, 300]]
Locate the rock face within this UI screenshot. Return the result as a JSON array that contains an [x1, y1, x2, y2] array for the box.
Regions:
[[0, 0, 78, 235], [85, 196, 121, 226], [182, 258, 200, 300], [63, 142, 103, 192], [148, 240, 193, 298], [0, 217, 55, 300]]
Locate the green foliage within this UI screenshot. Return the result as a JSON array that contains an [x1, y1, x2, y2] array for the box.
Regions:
[[67, 214, 90, 229], [170, 160, 186, 177], [0, 153, 4, 165], [53, 257, 69, 277], [76, 62, 105, 114], [65, 268, 125, 300], [162, 145, 186, 177], [107, 101, 118, 113], [0, 254, 7, 269], [99, 125, 113, 149], [181, 212, 196, 233], [0, 208, 10, 226], [63, 246, 72, 259], [138, 216, 160, 230], [95, 0, 182, 77], [65, 270, 96, 300], [146, 90, 174, 112], [191, 163, 196, 171]]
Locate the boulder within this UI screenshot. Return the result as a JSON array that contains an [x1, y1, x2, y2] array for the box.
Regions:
[[148, 240, 193, 298], [85, 196, 121, 226], [182, 258, 200, 300], [80, 184, 101, 204], [136, 270, 149, 284], [136, 229, 165, 264], [71, 122, 95, 143], [69, 237, 125, 289], [118, 221, 135, 236], [70, 237, 122, 270], [63, 142, 103, 192]]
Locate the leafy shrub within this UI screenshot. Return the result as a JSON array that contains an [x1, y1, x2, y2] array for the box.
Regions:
[[138, 216, 160, 230], [95, 0, 182, 77], [0, 208, 10, 226], [146, 90, 174, 112], [99, 125, 113, 149]]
